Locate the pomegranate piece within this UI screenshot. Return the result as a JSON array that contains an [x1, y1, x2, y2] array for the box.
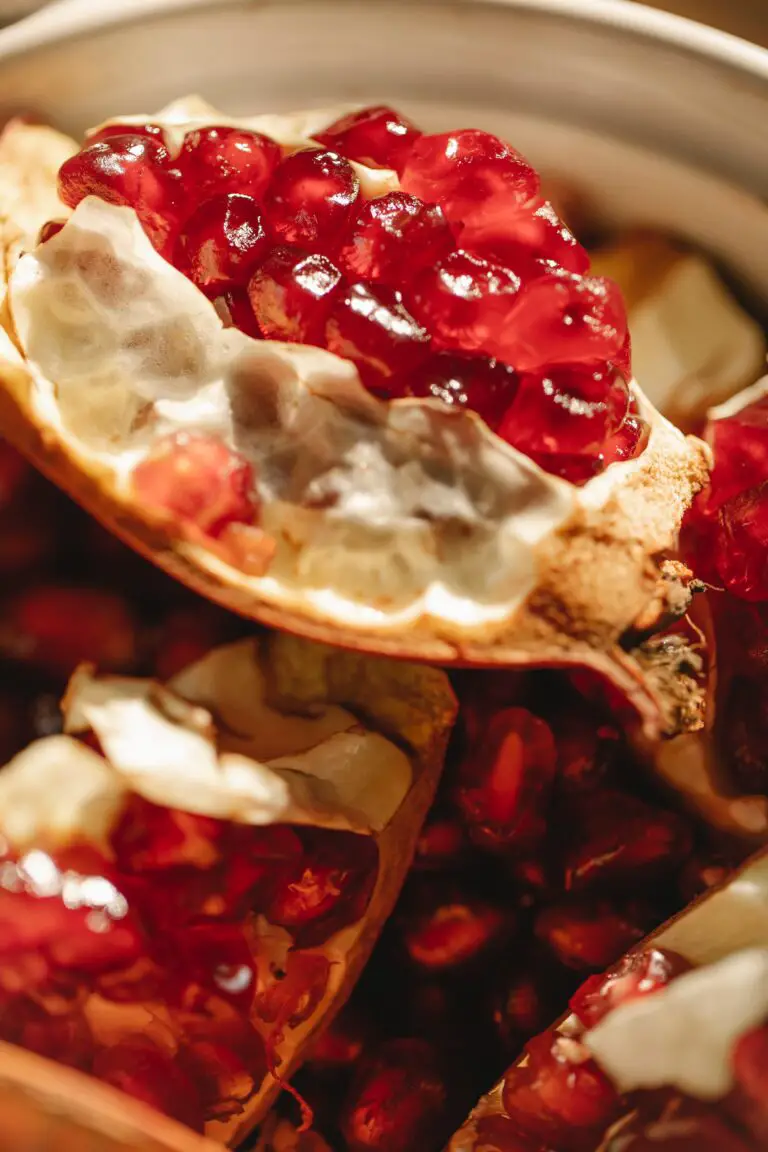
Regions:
[[401, 129, 539, 234], [0, 440, 30, 509], [325, 282, 431, 395], [407, 249, 521, 358], [316, 105, 422, 175], [719, 675, 768, 794], [222, 286, 264, 338], [177, 125, 281, 201], [502, 1032, 619, 1151], [714, 482, 768, 601], [413, 812, 468, 872], [732, 1024, 768, 1107], [57, 132, 178, 254], [175, 193, 268, 295], [180, 922, 256, 1011], [493, 969, 554, 1048], [340, 1038, 449, 1152], [264, 148, 360, 253], [1, 997, 93, 1070], [498, 363, 631, 484], [265, 828, 378, 947], [705, 391, 768, 513], [553, 712, 620, 794], [248, 246, 342, 343], [1, 584, 137, 676], [87, 121, 166, 146], [338, 192, 453, 283], [602, 407, 651, 469], [569, 947, 692, 1028], [404, 352, 518, 429], [535, 900, 647, 970], [473, 1114, 544, 1152], [131, 432, 258, 538], [466, 197, 590, 279], [38, 219, 66, 244], [255, 951, 331, 1032], [399, 886, 509, 972], [677, 855, 730, 903], [306, 1002, 370, 1068], [92, 1037, 206, 1132], [606, 1111, 754, 1151], [457, 706, 557, 852], [111, 796, 228, 872]]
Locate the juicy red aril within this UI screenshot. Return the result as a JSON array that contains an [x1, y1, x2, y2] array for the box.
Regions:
[[340, 1039, 449, 1152], [718, 675, 768, 794], [493, 970, 553, 1047], [570, 947, 692, 1028], [248, 246, 342, 343], [553, 712, 620, 794], [111, 796, 228, 872], [465, 198, 590, 279], [498, 364, 631, 485], [402, 129, 539, 234], [178, 125, 281, 202], [413, 812, 468, 872], [535, 900, 647, 970], [38, 219, 65, 244], [704, 393, 768, 514], [404, 352, 518, 429], [181, 922, 256, 1011], [714, 482, 768, 601], [57, 133, 178, 254], [408, 249, 521, 358], [93, 1038, 205, 1132], [457, 706, 557, 852], [501, 1033, 619, 1150], [338, 192, 453, 284], [325, 282, 431, 395], [131, 433, 258, 538], [222, 288, 263, 338], [175, 193, 267, 296], [255, 951, 331, 1032], [613, 1113, 755, 1151], [86, 122, 165, 146], [497, 272, 629, 372], [732, 1024, 768, 1107], [1, 998, 93, 1070], [264, 148, 360, 253], [400, 889, 508, 972], [602, 409, 651, 469], [316, 106, 422, 175], [473, 1114, 544, 1152]]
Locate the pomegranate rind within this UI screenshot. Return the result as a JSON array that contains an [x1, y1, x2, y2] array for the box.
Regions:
[[0, 631, 456, 1146], [0, 109, 709, 739]]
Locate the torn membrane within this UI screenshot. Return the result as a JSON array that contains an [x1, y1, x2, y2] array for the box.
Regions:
[[0, 101, 709, 739], [0, 632, 455, 1146]]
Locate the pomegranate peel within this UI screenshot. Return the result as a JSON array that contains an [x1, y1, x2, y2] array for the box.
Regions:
[[0, 631, 455, 1145]]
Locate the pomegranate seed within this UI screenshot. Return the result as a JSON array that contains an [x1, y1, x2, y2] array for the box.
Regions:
[[111, 796, 228, 872], [151, 605, 232, 680], [404, 352, 518, 429], [408, 249, 521, 358], [38, 219, 66, 244], [2, 997, 93, 1070], [58, 133, 178, 254], [402, 130, 539, 234], [178, 125, 281, 202], [316, 106, 422, 175], [222, 287, 263, 338], [264, 148, 360, 253], [733, 1025, 768, 1105], [569, 947, 692, 1028], [399, 887, 509, 972], [1, 585, 137, 676], [718, 675, 768, 794], [179, 922, 256, 1011], [87, 122, 165, 146], [454, 669, 528, 750], [497, 272, 629, 372], [603, 409, 651, 469], [493, 969, 553, 1047], [535, 900, 647, 970], [553, 712, 620, 794], [473, 1114, 543, 1152], [248, 246, 342, 342], [92, 1038, 206, 1131], [256, 951, 332, 1037], [338, 192, 453, 283], [502, 1032, 619, 1150], [340, 1039, 449, 1152], [307, 1003, 370, 1068], [498, 363, 630, 484], [413, 812, 468, 872], [131, 433, 258, 538], [714, 482, 768, 601], [704, 393, 768, 514], [457, 706, 557, 852], [466, 198, 590, 278], [325, 282, 431, 395], [175, 193, 267, 296]]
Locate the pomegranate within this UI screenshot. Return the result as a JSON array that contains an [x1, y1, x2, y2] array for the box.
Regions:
[[316, 106, 422, 175], [265, 148, 360, 253], [325, 282, 431, 393], [177, 124, 281, 202], [337, 192, 454, 283], [569, 947, 692, 1028], [175, 192, 268, 295], [248, 247, 343, 342]]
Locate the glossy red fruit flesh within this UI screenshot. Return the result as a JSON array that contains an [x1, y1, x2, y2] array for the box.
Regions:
[[325, 283, 431, 394], [502, 1033, 619, 1150], [131, 433, 258, 538], [1, 998, 93, 1070], [718, 675, 768, 794], [57, 133, 178, 254], [535, 901, 647, 970], [552, 713, 620, 794], [265, 148, 360, 252], [703, 392, 768, 514], [176, 193, 268, 295], [602, 407, 651, 469], [178, 125, 281, 201], [404, 352, 518, 429], [338, 192, 453, 283], [408, 250, 521, 358], [316, 106, 422, 175], [413, 813, 468, 872], [86, 122, 166, 146], [402, 130, 539, 234], [340, 1039, 449, 1152], [111, 796, 229, 872], [498, 363, 631, 484], [466, 197, 590, 279], [92, 1038, 206, 1132], [248, 246, 342, 343], [570, 947, 692, 1028], [255, 951, 331, 1033], [732, 1024, 768, 1107], [400, 890, 508, 972], [457, 706, 557, 852], [713, 482, 768, 601], [493, 970, 554, 1047], [473, 1113, 545, 1152]]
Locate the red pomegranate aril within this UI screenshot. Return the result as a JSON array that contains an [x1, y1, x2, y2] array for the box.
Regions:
[[466, 198, 590, 279], [493, 970, 553, 1046], [535, 900, 647, 970], [131, 433, 258, 538], [402, 130, 539, 235], [338, 192, 454, 283], [57, 133, 178, 254], [38, 219, 66, 244], [265, 148, 360, 253], [408, 250, 521, 358], [569, 947, 692, 1028], [248, 246, 342, 343], [86, 121, 165, 146], [222, 287, 263, 338], [457, 706, 557, 852], [176, 193, 268, 295], [473, 1114, 544, 1152], [498, 363, 630, 484], [111, 796, 228, 872], [704, 393, 768, 514], [179, 1038, 255, 1120], [92, 1038, 206, 1131], [404, 352, 518, 430], [316, 106, 422, 175], [554, 713, 620, 794], [325, 282, 431, 395], [603, 410, 651, 468], [2, 998, 93, 1070], [181, 922, 256, 1011], [714, 482, 768, 601], [400, 892, 508, 972], [340, 1039, 449, 1152], [732, 1025, 768, 1108], [413, 812, 468, 872], [178, 125, 281, 202], [307, 1003, 370, 1068], [257, 953, 332, 1039], [718, 675, 768, 794]]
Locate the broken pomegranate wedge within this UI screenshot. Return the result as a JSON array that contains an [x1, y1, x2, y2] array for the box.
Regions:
[[448, 844, 768, 1152], [0, 630, 455, 1145], [0, 100, 708, 736]]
